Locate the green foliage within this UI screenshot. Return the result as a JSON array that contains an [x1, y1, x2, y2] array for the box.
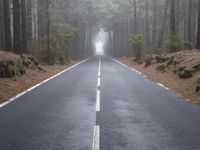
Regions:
[[129, 34, 144, 61], [165, 35, 183, 53], [143, 55, 154, 67]]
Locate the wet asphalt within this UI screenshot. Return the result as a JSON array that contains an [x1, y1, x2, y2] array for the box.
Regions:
[[0, 55, 200, 150]]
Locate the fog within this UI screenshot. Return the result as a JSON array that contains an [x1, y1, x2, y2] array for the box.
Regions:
[[94, 29, 106, 55]]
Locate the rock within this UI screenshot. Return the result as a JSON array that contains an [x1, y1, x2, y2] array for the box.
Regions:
[[196, 78, 200, 93], [155, 55, 170, 63], [178, 68, 193, 79], [156, 63, 166, 71], [191, 63, 200, 73], [0, 58, 26, 78], [21, 54, 39, 68]]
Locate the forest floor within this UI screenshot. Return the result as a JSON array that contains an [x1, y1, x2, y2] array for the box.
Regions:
[[119, 50, 200, 106], [0, 61, 79, 104]]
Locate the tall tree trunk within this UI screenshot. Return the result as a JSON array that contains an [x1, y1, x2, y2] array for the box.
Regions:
[[3, 0, 12, 51], [21, 0, 28, 53], [27, 0, 32, 47], [188, 0, 192, 42], [145, 0, 150, 48], [47, 0, 50, 64], [152, 0, 157, 47], [0, 0, 3, 49], [158, 0, 169, 48], [13, 0, 22, 53], [195, 0, 200, 49], [170, 0, 176, 36], [175, 0, 180, 35], [133, 0, 137, 34]]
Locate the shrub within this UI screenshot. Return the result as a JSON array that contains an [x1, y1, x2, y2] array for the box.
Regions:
[[165, 35, 183, 53], [144, 55, 154, 67], [129, 34, 144, 61], [183, 41, 194, 50]]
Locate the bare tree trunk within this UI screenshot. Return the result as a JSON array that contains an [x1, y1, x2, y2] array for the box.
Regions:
[[0, 0, 3, 49], [170, 0, 176, 36], [175, 0, 180, 35], [27, 0, 33, 49], [3, 0, 12, 51], [188, 0, 192, 42], [13, 0, 22, 53], [152, 0, 157, 47], [21, 0, 28, 53], [158, 0, 169, 48], [183, 0, 187, 41], [133, 0, 137, 34], [145, 0, 150, 48], [195, 0, 200, 49], [46, 0, 50, 64]]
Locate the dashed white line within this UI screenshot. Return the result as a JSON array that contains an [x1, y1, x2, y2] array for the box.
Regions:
[[98, 71, 101, 77], [97, 78, 101, 87], [0, 58, 90, 108], [92, 125, 100, 150], [96, 90, 100, 112], [92, 56, 101, 150]]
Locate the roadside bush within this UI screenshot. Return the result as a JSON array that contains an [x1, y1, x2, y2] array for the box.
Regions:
[[129, 34, 144, 61], [183, 41, 194, 50], [165, 35, 183, 53], [144, 55, 154, 67]]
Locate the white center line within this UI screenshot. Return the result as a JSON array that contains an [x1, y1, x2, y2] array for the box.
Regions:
[[92, 56, 101, 150], [97, 77, 101, 88], [96, 90, 100, 112], [92, 125, 100, 150]]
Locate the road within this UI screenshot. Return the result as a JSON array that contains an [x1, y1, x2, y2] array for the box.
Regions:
[[0, 55, 200, 150]]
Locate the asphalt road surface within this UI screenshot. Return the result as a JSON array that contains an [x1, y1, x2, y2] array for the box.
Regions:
[[0, 55, 200, 150]]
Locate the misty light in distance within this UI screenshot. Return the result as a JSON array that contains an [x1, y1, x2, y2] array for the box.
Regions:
[[94, 28, 106, 55]]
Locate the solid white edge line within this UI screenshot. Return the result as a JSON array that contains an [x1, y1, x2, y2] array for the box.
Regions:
[[0, 58, 90, 108], [92, 125, 100, 150], [109, 57, 195, 104]]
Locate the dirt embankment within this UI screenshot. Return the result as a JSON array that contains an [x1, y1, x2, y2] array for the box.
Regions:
[[119, 50, 200, 105], [0, 51, 79, 104]]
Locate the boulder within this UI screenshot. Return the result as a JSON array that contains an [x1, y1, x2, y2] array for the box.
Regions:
[[0, 59, 25, 78], [155, 55, 170, 63], [178, 68, 193, 79], [196, 78, 200, 93], [191, 63, 200, 73], [156, 63, 166, 71]]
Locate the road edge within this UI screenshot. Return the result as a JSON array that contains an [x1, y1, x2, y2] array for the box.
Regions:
[[0, 57, 90, 108], [109, 56, 192, 103]]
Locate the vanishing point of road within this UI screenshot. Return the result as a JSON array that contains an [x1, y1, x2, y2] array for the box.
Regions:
[[0, 55, 200, 150]]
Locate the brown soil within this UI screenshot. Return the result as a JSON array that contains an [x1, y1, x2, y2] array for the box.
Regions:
[[119, 50, 200, 106], [0, 61, 79, 104]]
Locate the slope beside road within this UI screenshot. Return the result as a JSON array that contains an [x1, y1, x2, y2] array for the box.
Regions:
[[0, 55, 200, 150]]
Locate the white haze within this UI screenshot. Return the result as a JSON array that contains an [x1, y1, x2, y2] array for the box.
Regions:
[[95, 28, 106, 55]]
